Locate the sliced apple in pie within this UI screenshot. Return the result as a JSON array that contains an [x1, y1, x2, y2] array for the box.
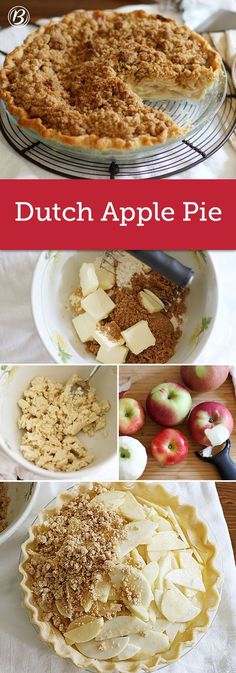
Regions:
[[19, 482, 221, 672]]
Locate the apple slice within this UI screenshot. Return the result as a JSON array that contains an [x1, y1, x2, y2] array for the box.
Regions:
[[116, 643, 141, 660], [156, 516, 173, 531], [148, 550, 165, 562], [178, 550, 203, 578], [148, 531, 188, 551], [131, 631, 169, 655], [65, 618, 104, 645], [131, 548, 146, 568], [116, 521, 157, 559], [205, 424, 230, 447], [94, 579, 111, 603], [166, 507, 190, 547], [155, 554, 172, 593], [136, 496, 168, 519], [56, 600, 71, 618], [166, 569, 205, 592], [119, 492, 146, 521], [161, 587, 201, 622], [66, 615, 96, 632], [110, 565, 153, 609], [89, 491, 125, 510], [76, 636, 129, 659], [165, 623, 183, 642], [130, 605, 150, 622], [154, 589, 163, 610], [142, 561, 159, 586], [95, 616, 150, 640]]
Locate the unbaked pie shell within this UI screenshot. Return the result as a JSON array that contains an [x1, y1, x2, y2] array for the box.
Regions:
[[19, 482, 222, 672]]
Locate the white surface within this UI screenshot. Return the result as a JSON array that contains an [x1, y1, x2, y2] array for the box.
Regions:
[[0, 481, 235, 673], [0, 3, 235, 179]]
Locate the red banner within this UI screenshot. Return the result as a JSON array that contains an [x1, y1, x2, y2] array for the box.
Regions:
[[0, 179, 235, 249]]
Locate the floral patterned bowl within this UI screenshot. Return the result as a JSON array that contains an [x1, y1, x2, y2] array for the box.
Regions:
[[0, 364, 118, 479], [31, 250, 219, 364]]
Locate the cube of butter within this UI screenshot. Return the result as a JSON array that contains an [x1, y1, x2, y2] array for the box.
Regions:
[[122, 320, 155, 355], [72, 313, 97, 342], [79, 262, 99, 297], [94, 322, 124, 351], [96, 344, 128, 364], [81, 288, 115, 321]]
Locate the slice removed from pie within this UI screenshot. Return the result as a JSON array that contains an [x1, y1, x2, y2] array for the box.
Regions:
[[0, 10, 222, 151]]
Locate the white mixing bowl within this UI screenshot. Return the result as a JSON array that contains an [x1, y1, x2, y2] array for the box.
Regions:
[[0, 364, 118, 479], [31, 250, 219, 364]]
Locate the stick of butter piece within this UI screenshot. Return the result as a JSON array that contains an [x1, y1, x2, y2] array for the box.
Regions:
[[122, 320, 155, 355], [72, 313, 97, 342], [97, 345, 128, 363], [79, 263, 99, 297], [81, 288, 115, 321], [139, 290, 164, 314], [94, 322, 124, 350]]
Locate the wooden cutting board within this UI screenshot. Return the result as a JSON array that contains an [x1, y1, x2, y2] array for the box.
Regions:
[[119, 365, 236, 481]]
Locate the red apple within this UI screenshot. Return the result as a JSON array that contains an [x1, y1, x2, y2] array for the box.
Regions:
[[188, 401, 234, 446], [150, 428, 188, 466], [146, 382, 192, 426], [119, 398, 145, 435], [181, 365, 230, 392]]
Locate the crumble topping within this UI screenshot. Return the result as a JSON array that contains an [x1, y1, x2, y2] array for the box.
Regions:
[[24, 486, 126, 630], [0, 484, 9, 533], [0, 10, 220, 147], [18, 375, 110, 472]]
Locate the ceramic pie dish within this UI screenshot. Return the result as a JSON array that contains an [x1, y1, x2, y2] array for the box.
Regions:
[[31, 250, 219, 365], [0, 9, 225, 157], [19, 482, 222, 671]]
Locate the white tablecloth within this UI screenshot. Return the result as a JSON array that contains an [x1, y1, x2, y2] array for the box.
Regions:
[[0, 481, 235, 673]]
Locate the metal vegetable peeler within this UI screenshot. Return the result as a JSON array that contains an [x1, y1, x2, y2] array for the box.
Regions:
[[196, 439, 236, 480]]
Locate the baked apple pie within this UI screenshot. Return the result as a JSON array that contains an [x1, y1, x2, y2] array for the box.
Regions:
[[0, 11, 221, 150], [20, 482, 221, 670]]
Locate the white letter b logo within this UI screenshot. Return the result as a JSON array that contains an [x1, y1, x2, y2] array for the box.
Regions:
[[8, 6, 30, 26]]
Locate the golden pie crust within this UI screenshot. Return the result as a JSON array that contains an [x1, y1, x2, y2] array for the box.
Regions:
[[0, 11, 221, 150], [19, 482, 221, 672]]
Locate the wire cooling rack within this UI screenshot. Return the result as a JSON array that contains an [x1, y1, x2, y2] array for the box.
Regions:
[[0, 21, 235, 179]]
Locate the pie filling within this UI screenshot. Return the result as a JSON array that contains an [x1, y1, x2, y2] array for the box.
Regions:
[[0, 10, 221, 150], [20, 482, 221, 670]]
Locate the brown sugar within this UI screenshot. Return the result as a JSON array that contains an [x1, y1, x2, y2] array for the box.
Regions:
[[85, 269, 188, 363]]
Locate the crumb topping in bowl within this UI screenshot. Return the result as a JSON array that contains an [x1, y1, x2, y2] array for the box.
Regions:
[[18, 375, 110, 472]]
